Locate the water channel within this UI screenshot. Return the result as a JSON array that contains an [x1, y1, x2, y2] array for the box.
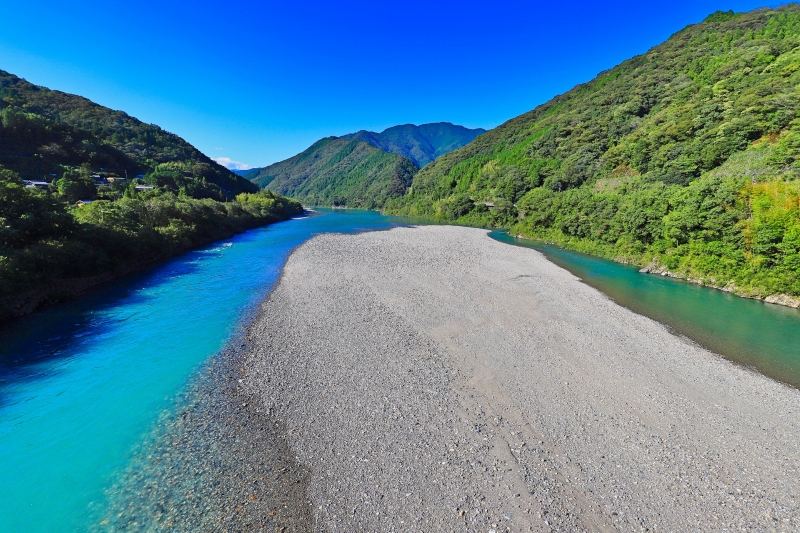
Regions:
[[0, 209, 409, 532]]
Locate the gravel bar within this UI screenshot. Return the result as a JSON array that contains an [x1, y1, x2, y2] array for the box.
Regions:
[[241, 225, 800, 532], [94, 343, 313, 533]]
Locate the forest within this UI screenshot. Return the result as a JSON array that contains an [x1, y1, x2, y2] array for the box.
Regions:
[[385, 6, 800, 302], [0, 71, 303, 319], [0, 166, 302, 319], [249, 137, 419, 209]]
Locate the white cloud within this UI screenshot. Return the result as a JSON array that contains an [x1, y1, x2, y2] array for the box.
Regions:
[[212, 157, 251, 170]]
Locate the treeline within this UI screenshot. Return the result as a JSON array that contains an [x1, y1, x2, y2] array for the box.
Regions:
[[385, 6, 800, 302], [0, 167, 303, 319]]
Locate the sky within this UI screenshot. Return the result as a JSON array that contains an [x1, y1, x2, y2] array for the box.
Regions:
[[0, 0, 779, 169]]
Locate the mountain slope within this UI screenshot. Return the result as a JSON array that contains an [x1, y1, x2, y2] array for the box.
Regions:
[[0, 70, 257, 196], [342, 122, 485, 167], [0, 70, 301, 320], [232, 168, 257, 176], [249, 138, 418, 208], [385, 6, 800, 303], [246, 122, 484, 207]]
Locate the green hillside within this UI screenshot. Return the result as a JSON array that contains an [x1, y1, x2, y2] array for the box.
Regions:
[[0, 69, 257, 198], [246, 122, 484, 208], [385, 6, 800, 303], [249, 137, 418, 209], [342, 122, 485, 167], [0, 71, 302, 320]]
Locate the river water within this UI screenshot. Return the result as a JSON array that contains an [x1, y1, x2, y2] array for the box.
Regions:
[[0, 209, 410, 533], [2, 215, 800, 532]]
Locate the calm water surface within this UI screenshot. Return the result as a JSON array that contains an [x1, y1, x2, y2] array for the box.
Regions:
[[491, 231, 800, 389], [0, 209, 410, 533]]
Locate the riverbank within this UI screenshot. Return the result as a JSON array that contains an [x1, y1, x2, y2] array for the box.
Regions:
[[93, 340, 313, 532], [506, 227, 800, 310], [0, 207, 304, 322], [242, 225, 800, 532]]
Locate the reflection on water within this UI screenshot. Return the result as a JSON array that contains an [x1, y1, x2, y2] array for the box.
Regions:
[[491, 231, 800, 389], [0, 209, 410, 533]]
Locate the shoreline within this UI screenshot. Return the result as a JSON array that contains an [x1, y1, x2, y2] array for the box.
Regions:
[[93, 224, 800, 531], [93, 326, 314, 532], [0, 211, 307, 323], [240, 225, 800, 531], [506, 231, 800, 310]]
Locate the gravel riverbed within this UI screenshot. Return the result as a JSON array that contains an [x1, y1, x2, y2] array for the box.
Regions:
[[93, 342, 313, 532], [241, 225, 800, 532]]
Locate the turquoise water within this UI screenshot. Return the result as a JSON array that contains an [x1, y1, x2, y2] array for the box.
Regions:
[[0, 209, 409, 533], [491, 231, 800, 389]]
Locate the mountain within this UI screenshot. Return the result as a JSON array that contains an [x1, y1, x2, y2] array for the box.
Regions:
[[0, 69, 301, 320], [341, 122, 485, 167], [249, 137, 419, 209], [247, 122, 483, 207], [250, 138, 418, 208], [385, 6, 800, 304], [0, 70, 257, 197]]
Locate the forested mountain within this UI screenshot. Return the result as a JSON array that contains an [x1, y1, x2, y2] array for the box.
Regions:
[[248, 137, 418, 208], [0, 70, 302, 320], [341, 122, 485, 167], [0, 70, 256, 197], [246, 122, 484, 207], [385, 6, 800, 304]]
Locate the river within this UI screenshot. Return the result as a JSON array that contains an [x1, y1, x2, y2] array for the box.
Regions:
[[0, 209, 410, 533], [2, 215, 800, 532]]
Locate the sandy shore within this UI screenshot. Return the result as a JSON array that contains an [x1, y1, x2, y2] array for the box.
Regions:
[[242, 225, 800, 532]]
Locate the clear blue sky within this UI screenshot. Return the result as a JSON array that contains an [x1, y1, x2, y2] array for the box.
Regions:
[[0, 1, 777, 168]]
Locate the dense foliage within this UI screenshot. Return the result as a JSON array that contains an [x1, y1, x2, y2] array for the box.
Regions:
[[385, 6, 800, 301], [0, 167, 302, 319], [341, 122, 486, 167], [0, 70, 302, 318], [249, 138, 419, 209], [245, 122, 485, 208], [0, 70, 257, 195]]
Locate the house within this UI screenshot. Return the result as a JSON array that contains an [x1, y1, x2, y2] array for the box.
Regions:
[[106, 177, 129, 183], [76, 200, 95, 207], [25, 181, 51, 190], [134, 186, 154, 191]]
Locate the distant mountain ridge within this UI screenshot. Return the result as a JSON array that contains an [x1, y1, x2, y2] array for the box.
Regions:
[[249, 138, 417, 209], [247, 122, 484, 207], [341, 122, 485, 167]]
